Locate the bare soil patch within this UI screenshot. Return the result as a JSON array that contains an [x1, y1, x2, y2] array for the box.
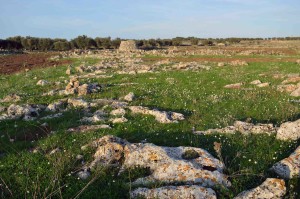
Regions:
[[0, 53, 71, 74]]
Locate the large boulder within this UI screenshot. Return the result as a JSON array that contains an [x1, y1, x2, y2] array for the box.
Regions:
[[271, 146, 300, 179], [276, 119, 300, 141], [234, 178, 286, 199]]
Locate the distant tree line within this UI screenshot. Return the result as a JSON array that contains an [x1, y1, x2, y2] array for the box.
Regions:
[[1, 35, 300, 51]]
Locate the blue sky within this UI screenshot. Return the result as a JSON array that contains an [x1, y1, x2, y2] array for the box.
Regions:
[[1, 0, 299, 39]]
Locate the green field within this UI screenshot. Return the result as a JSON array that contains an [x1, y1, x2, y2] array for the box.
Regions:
[[0, 56, 299, 198]]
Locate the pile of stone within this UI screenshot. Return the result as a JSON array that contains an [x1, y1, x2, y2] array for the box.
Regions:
[[118, 40, 138, 52], [0, 104, 45, 121], [277, 74, 300, 97]]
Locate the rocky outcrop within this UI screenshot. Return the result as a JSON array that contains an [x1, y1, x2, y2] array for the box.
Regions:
[[234, 178, 286, 199], [129, 106, 185, 123], [194, 121, 277, 136], [123, 92, 135, 102], [271, 146, 300, 179], [131, 185, 217, 199], [0, 94, 21, 103], [87, 135, 230, 188], [276, 119, 300, 141]]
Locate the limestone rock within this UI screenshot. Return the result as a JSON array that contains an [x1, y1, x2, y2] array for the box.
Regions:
[[290, 87, 300, 97], [36, 80, 49, 86], [77, 169, 90, 180], [277, 84, 298, 92], [224, 83, 242, 89], [46, 100, 66, 112], [67, 124, 111, 133], [250, 80, 261, 85], [272, 146, 300, 179], [194, 121, 276, 136], [68, 98, 90, 108], [282, 76, 300, 84], [123, 92, 135, 102], [0, 94, 21, 103], [234, 178, 286, 199], [276, 119, 300, 141], [88, 135, 230, 188], [80, 110, 107, 123], [110, 108, 126, 116], [129, 106, 185, 123], [256, 82, 269, 87], [109, 117, 128, 123], [218, 62, 225, 67], [7, 104, 40, 120], [230, 60, 248, 66], [40, 113, 63, 120], [131, 185, 217, 199]]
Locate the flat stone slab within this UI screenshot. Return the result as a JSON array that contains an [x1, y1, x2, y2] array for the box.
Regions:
[[131, 185, 217, 199], [276, 119, 300, 141]]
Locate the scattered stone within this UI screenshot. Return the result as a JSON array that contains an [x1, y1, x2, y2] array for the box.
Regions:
[[36, 80, 49, 86], [272, 146, 300, 179], [282, 76, 300, 84], [194, 121, 277, 136], [67, 124, 111, 133], [0, 94, 21, 103], [80, 110, 107, 123], [234, 178, 286, 199], [88, 135, 230, 188], [250, 80, 261, 85], [109, 117, 128, 123], [276, 119, 300, 141], [66, 66, 71, 75], [224, 83, 242, 89], [0, 106, 6, 113], [256, 82, 270, 88], [131, 185, 217, 199], [129, 106, 185, 123], [123, 92, 135, 102], [277, 84, 298, 92], [296, 59, 300, 64], [110, 108, 126, 116]]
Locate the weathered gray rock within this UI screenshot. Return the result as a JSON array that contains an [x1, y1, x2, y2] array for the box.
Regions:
[[7, 104, 40, 120], [276, 119, 300, 141], [88, 135, 230, 188], [77, 169, 90, 180], [80, 110, 107, 123], [131, 185, 217, 199], [129, 106, 184, 123], [46, 100, 66, 112], [271, 146, 300, 179], [40, 113, 63, 120], [234, 178, 286, 199]]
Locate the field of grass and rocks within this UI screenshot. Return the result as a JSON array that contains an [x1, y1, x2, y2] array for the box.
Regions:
[[0, 42, 300, 198]]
